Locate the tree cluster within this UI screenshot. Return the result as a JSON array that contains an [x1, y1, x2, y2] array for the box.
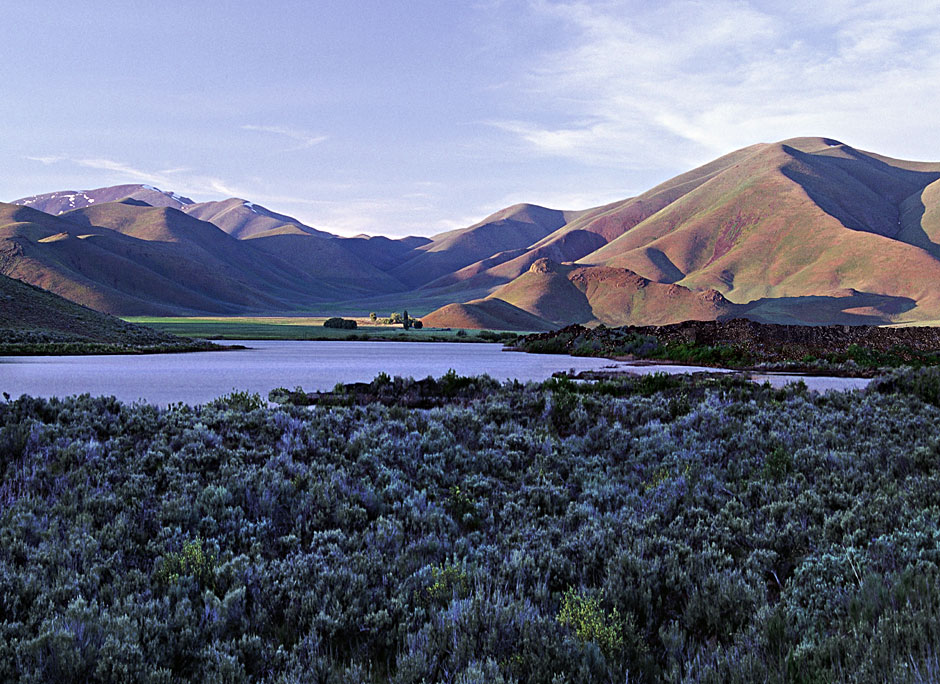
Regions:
[[323, 317, 358, 330], [373, 312, 422, 329]]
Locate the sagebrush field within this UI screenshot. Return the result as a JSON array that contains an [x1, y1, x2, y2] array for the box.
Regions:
[[3, 370, 940, 682]]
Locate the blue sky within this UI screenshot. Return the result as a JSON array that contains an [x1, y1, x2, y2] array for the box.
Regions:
[[2, 0, 939, 236]]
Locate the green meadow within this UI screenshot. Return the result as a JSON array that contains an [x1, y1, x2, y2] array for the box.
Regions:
[[124, 316, 521, 343]]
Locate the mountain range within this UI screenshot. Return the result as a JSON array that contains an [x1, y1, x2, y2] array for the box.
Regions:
[[6, 136, 940, 329]]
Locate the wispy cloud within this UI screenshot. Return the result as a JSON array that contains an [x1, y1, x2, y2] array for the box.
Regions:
[[21, 154, 442, 237], [495, 0, 940, 169], [25, 155, 246, 201], [76, 157, 170, 184], [241, 124, 328, 151], [25, 155, 67, 165], [206, 177, 241, 197]]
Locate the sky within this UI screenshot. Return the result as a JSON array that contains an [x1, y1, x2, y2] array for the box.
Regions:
[[2, 0, 940, 237]]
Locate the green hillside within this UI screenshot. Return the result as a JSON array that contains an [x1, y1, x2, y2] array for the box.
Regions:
[[0, 272, 214, 353]]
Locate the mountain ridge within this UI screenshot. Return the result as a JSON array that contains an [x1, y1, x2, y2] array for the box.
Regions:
[[10, 137, 940, 329]]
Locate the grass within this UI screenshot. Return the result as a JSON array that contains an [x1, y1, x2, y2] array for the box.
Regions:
[[124, 316, 524, 342], [0, 272, 222, 354], [0, 339, 226, 356]]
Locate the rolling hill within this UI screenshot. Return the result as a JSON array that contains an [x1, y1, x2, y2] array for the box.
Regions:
[[0, 270, 194, 347], [387, 204, 581, 289], [0, 202, 340, 314], [12, 137, 940, 329], [572, 138, 940, 319], [15, 184, 329, 239], [425, 137, 940, 328], [414, 144, 769, 299], [12, 184, 427, 309], [421, 298, 556, 331], [14, 184, 194, 214], [181, 197, 334, 239], [423, 258, 740, 330]]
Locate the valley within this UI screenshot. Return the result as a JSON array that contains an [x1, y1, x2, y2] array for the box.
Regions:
[[7, 137, 940, 330], [123, 316, 518, 343], [8, 3, 940, 681], [7, 137, 940, 684]]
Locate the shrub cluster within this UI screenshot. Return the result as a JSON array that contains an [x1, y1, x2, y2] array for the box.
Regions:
[[477, 330, 517, 343], [515, 321, 940, 372], [323, 317, 358, 330], [0, 326, 223, 355], [0, 340, 223, 356], [271, 369, 505, 409], [4, 372, 940, 681]]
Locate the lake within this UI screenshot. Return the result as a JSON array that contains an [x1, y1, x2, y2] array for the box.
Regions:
[[0, 340, 632, 406], [0, 340, 871, 406]]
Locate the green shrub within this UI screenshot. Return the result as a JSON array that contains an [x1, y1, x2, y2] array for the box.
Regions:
[[652, 341, 751, 366], [478, 330, 517, 343], [268, 386, 312, 406], [557, 589, 624, 657], [425, 563, 471, 604], [763, 445, 793, 481], [155, 538, 217, 590], [519, 337, 567, 353], [323, 317, 357, 329], [208, 389, 265, 411], [870, 366, 940, 405]]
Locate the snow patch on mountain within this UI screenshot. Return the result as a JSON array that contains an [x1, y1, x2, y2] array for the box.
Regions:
[[137, 185, 193, 207]]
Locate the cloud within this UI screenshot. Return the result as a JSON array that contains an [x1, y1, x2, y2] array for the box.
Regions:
[[25, 155, 66, 165], [76, 157, 171, 184], [241, 124, 328, 151], [496, 0, 940, 168], [306, 197, 439, 237], [25, 155, 252, 202], [206, 177, 241, 197], [21, 154, 442, 236]]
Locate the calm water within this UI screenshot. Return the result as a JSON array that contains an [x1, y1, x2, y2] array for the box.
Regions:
[[0, 340, 871, 406], [0, 341, 632, 406], [750, 373, 872, 392]]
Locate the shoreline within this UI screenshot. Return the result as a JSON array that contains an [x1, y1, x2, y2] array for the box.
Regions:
[[0, 341, 241, 357], [603, 355, 880, 378], [511, 319, 940, 379], [556, 361, 875, 393]]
